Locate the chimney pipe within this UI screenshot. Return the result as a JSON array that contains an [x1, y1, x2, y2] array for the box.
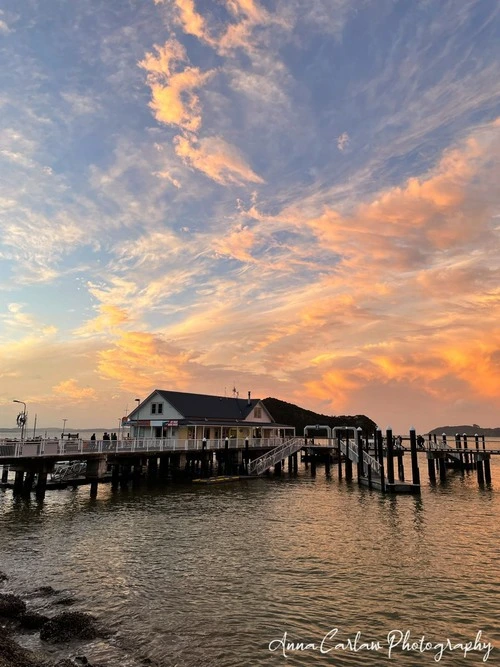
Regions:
[[247, 391, 251, 406]]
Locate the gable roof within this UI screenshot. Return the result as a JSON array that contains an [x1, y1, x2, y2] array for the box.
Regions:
[[155, 390, 268, 420]]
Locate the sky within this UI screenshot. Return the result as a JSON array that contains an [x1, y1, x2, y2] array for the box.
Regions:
[[0, 0, 499, 434]]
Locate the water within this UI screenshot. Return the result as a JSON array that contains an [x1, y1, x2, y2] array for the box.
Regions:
[[1, 455, 499, 666]]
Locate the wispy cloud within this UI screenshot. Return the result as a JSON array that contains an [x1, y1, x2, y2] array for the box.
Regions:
[[337, 132, 350, 152]]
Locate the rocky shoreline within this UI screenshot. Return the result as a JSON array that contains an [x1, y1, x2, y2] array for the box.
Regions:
[[0, 570, 105, 667]]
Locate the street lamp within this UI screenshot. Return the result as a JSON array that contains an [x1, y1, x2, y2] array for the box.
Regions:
[[13, 400, 27, 443], [62, 418, 67, 438], [135, 398, 140, 445]]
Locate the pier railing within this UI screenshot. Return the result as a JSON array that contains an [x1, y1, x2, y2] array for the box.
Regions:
[[339, 438, 382, 476], [247, 437, 304, 475], [0, 437, 285, 459]]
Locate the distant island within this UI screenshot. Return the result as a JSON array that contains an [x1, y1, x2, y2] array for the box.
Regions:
[[429, 424, 500, 436], [262, 397, 376, 436]]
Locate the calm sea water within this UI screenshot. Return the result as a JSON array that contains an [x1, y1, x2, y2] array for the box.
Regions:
[[0, 454, 499, 666]]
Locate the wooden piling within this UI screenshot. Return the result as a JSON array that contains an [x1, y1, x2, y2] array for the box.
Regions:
[[409, 428, 420, 486], [13, 470, 24, 495], [337, 430, 342, 480], [376, 429, 385, 492], [427, 455, 436, 484], [356, 428, 363, 483], [35, 471, 48, 500], [1, 466, 8, 484], [484, 456, 491, 484], [244, 438, 249, 475], [477, 457, 485, 485], [386, 427, 395, 485], [439, 456, 447, 482], [463, 434, 469, 468], [397, 452, 405, 482], [23, 471, 35, 496]]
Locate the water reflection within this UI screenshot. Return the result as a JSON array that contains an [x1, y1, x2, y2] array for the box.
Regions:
[[0, 459, 499, 665]]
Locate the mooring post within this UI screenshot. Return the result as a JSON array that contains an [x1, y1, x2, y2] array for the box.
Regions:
[[484, 455, 492, 484], [13, 470, 24, 495], [439, 455, 447, 482], [1, 466, 8, 484], [23, 471, 35, 496], [202, 438, 208, 477], [427, 453, 436, 484], [386, 427, 395, 485], [224, 437, 229, 475], [35, 471, 48, 501], [409, 427, 420, 486], [397, 452, 405, 481], [356, 428, 363, 483], [337, 430, 342, 480], [477, 454, 485, 485], [376, 429, 385, 492], [455, 433, 464, 470], [463, 433, 469, 468]]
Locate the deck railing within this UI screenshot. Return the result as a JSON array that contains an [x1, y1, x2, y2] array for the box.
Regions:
[[0, 437, 285, 459]]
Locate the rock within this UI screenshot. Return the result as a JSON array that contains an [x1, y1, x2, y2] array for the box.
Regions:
[[33, 586, 57, 597], [0, 572, 8, 584], [19, 612, 50, 630], [0, 593, 26, 618], [0, 626, 50, 667], [40, 612, 98, 644], [54, 597, 75, 607]]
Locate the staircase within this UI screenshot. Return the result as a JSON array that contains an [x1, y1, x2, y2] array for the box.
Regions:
[[339, 437, 382, 477], [248, 437, 303, 476]]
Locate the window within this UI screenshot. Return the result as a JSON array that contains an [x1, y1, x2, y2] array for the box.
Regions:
[[151, 403, 157, 414], [157, 403, 163, 414], [254, 407, 262, 418]]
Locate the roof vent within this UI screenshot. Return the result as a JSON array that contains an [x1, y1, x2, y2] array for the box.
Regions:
[[247, 391, 251, 406]]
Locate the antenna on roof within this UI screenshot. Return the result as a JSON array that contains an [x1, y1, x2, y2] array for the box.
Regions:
[[232, 384, 239, 398]]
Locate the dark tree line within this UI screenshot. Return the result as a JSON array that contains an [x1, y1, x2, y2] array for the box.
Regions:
[[262, 397, 377, 437]]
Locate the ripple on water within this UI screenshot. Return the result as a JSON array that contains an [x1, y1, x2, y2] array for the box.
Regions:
[[0, 460, 499, 665]]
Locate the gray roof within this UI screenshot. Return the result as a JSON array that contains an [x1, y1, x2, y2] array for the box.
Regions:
[[156, 390, 270, 421]]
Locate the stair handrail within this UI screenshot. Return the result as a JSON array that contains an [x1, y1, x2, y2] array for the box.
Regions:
[[339, 438, 382, 476], [248, 437, 303, 476]]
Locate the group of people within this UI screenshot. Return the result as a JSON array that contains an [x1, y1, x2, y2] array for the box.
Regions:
[[89, 432, 119, 441]]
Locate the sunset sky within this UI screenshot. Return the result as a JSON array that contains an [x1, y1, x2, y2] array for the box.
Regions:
[[1, 0, 499, 434]]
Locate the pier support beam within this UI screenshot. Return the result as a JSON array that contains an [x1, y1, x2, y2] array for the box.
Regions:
[[86, 457, 108, 498], [23, 471, 35, 496], [1, 466, 8, 484], [386, 427, 395, 485], [35, 471, 48, 500], [409, 428, 421, 486], [13, 470, 24, 495], [427, 456, 437, 484], [484, 456, 491, 484], [356, 428, 363, 483], [376, 429, 385, 492]]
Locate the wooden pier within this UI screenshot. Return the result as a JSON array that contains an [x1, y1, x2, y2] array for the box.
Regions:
[[0, 429, 497, 499]]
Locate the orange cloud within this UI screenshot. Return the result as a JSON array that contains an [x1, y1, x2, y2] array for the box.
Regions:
[[75, 305, 129, 337], [52, 379, 97, 401], [174, 134, 264, 185], [97, 331, 194, 392], [213, 225, 256, 262], [139, 40, 214, 132], [172, 0, 208, 40]]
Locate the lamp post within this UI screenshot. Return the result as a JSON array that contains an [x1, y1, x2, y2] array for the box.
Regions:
[[13, 400, 27, 443], [62, 418, 67, 438], [135, 398, 140, 445]]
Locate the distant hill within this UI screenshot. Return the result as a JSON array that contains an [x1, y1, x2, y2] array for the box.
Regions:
[[429, 425, 500, 436], [262, 397, 376, 436]]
